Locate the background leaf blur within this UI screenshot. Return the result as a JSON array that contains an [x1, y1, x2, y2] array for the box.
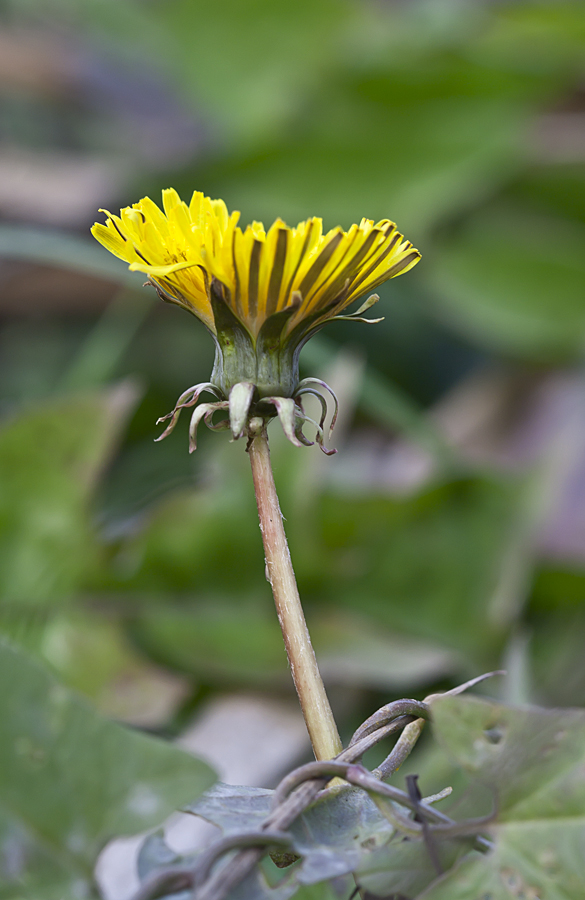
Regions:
[[0, 0, 584, 896]]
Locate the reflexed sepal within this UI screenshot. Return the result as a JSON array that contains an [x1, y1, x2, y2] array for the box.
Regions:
[[188, 401, 229, 453], [332, 293, 384, 324], [259, 397, 303, 448], [294, 410, 337, 456], [155, 382, 223, 441], [155, 374, 339, 454], [229, 382, 257, 439], [295, 378, 339, 440]]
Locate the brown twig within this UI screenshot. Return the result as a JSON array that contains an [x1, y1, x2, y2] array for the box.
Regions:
[[131, 673, 503, 900]]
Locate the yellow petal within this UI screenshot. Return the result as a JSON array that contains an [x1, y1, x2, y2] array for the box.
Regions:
[[92, 190, 420, 339], [129, 259, 199, 276], [91, 222, 129, 261]]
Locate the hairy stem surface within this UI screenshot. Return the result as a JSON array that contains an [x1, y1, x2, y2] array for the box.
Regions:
[[247, 419, 342, 761]]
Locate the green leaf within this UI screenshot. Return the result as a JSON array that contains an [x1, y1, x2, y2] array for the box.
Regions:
[[427, 203, 585, 361], [507, 164, 585, 228], [132, 601, 457, 691], [313, 613, 457, 691], [132, 599, 287, 686], [0, 807, 78, 900], [0, 640, 215, 884], [137, 828, 297, 900], [127, 0, 353, 144], [186, 782, 273, 833], [39, 610, 189, 726], [316, 475, 525, 658], [189, 783, 393, 885], [0, 877, 93, 900], [290, 884, 353, 900], [137, 831, 194, 900], [291, 788, 394, 885], [430, 694, 585, 818], [0, 384, 138, 605], [110, 447, 263, 596], [188, 90, 525, 241], [60, 290, 155, 391], [116, 460, 525, 677], [477, 2, 585, 71], [47, 0, 352, 146], [418, 830, 585, 900], [530, 600, 585, 708], [420, 695, 585, 899], [189, 781, 464, 896], [357, 837, 467, 898]]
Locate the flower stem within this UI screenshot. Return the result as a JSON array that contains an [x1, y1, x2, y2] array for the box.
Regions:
[[247, 418, 342, 761]]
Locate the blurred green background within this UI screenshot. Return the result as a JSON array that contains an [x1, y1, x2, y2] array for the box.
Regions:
[[0, 0, 584, 894]]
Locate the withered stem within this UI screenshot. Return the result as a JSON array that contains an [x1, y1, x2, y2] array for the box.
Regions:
[[247, 419, 342, 760]]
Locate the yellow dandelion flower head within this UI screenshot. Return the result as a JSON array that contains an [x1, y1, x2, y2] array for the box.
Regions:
[[91, 188, 420, 340], [92, 189, 420, 449]]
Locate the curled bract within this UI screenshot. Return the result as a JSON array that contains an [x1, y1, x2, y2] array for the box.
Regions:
[[155, 376, 339, 455]]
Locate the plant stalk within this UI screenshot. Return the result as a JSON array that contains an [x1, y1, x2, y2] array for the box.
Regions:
[[247, 418, 342, 761]]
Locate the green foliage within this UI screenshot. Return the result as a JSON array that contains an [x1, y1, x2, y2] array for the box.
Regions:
[[98, 452, 524, 682], [420, 695, 585, 898], [429, 202, 585, 360], [0, 641, 215, 898], [0, 385, 137, 605], [149, 0, 351, 144], [137, 694, 585, 898], [314, 476, 524, 656]]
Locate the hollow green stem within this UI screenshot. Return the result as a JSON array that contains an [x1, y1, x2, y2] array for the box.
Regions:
[[247, 418, 342, 761]]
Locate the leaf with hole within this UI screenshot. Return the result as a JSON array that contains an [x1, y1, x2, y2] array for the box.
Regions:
[[418, 695, 585, 899]]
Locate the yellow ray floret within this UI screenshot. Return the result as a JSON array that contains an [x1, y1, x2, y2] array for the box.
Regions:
[[91, 188, 420, 337]]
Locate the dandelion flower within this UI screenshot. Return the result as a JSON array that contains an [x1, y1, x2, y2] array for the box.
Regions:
[[92, 189, 420, 452]]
